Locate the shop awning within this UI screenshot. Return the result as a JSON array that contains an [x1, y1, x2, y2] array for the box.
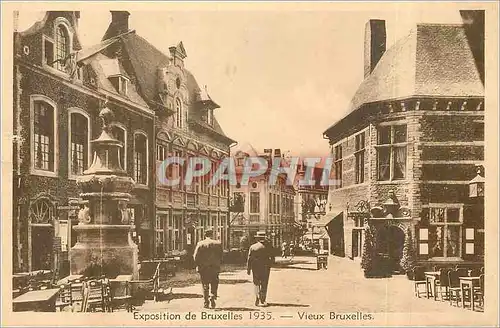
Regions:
[[303, 231, 329, 240], [311, 209, 343, 227]]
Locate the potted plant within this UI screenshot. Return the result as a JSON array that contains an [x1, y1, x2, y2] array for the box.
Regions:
[[400, 227, 417, 279], [361, 225, 377, 278]]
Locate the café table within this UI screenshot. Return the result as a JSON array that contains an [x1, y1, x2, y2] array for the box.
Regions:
[[13, 288, 60, 312], [424, 271, 440, 300], [110, 275, 133, 296], [459, 276, 480, 311]]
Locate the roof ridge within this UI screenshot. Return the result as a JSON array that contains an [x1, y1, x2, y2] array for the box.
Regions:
[[416, 23, 465, 27]]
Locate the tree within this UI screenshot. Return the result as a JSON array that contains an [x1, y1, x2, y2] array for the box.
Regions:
[[400, 227, 417, 274], [361, 224, 376, 276]]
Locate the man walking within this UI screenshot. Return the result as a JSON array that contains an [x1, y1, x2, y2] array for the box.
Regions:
[[247, 231, 275, 307], [193, 229, 223, 309]]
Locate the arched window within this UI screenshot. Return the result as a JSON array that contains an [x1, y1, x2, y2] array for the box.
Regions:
[[55, 24, 69, 72], [112, 125, 127, 170], [175, 98, 183, 128], [69, 111, 90, 176], [29, 198, 54, 224], [134, 132, 148, 185], [33, 100, 55, 172]]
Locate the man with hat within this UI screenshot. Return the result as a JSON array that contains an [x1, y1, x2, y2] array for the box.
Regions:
[[193, 228, 223, 309], [247, 231, 275, 307]]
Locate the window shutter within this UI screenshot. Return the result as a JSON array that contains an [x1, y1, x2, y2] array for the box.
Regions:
[[465, 228, 475, 255], [418, 228, 429, 255]]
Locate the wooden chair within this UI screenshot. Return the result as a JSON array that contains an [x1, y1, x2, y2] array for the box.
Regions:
[[82, 280, 106, 312], [472, 274, 484, 310], [55, 284, 73, 312], [69, 279, 85, 308], [448, 270, 462, 306], [413, 267, 427, 298], [437, 268, 450, 300], [469, 268, 480, 277], [110, 281, 133, 312]]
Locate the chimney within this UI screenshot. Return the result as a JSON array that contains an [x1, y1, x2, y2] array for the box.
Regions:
[[364, 19, 386, 78], [169, 41, 187, 68], [111, 11, 130, 34]]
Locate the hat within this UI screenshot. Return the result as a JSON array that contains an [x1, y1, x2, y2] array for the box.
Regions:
[[204, 228, 214, 236], [255, 231, 267, 239]]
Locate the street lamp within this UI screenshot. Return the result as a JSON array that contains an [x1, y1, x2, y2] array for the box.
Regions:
[[469, 165, 485, 198]]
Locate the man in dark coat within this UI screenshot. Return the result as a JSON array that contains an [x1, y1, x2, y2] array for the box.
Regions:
[[193, 229, 223, 308], [247, 231, 275, 307]]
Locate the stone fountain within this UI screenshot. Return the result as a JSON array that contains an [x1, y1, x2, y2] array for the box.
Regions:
[[69, 107, 138, 278]]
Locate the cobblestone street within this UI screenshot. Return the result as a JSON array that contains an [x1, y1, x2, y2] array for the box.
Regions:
[[136, 256, 489, 325]]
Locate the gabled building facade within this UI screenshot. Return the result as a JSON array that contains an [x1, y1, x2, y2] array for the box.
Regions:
[[100, 12, 236, 258], [323, 13, 485, 273], [229, 146, 297, 249], [13, 10, 236, 276], [13, 11, 155, 274]]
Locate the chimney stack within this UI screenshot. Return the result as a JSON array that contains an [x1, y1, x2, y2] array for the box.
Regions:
[[111, 11, 130, 35], [364, 19, 386, 78]]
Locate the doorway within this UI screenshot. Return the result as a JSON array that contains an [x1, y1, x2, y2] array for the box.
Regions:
[[376, 225, 405, 273], [31, 226, 54, 271]]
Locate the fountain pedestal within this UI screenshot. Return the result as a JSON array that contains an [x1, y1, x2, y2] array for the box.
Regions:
[[69, 107, 139, 279]]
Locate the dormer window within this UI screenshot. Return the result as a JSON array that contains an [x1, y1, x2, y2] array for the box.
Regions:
[[109, 75, 129, 96]]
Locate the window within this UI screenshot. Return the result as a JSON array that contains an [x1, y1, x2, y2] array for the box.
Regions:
[[377, 125, 407, 181], [121, 77, 128, 96], [110, 76, 129, 96], [69, 112, 89, 176], [250, 192, 260, 213], [155, 215, 165, 255], [172, 213, 183, 251], [269, 193, 273, 214], [44, 39, 54, 66], [175, 98, 183, 128], [156, 144, 167, 162], [55, 25, 69, 72], [427, 205, 463, 258], [355, 132, 365, 184], [168, 149, 183, 190], [334, 144, 342, 189], [207, 110, 214, 126], [112, 125, 127, 170], [33, 100, 55, 172], [134, 133, 148, 185]]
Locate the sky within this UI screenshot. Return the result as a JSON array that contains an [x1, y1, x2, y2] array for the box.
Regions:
[[16, 4, 465, 157]]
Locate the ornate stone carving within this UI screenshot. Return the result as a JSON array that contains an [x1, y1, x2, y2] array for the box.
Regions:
[[118, 200, 130, 224], [78, 204, 92, 224]]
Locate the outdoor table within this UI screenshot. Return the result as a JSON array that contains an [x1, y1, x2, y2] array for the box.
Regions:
[[57, 274, 83, 285], [12, 288, 60, 312], [424, 271, 440, 300], [110, 275, 133, 297], [460, 276, 480, 311], [142, 258, 180, 277]]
